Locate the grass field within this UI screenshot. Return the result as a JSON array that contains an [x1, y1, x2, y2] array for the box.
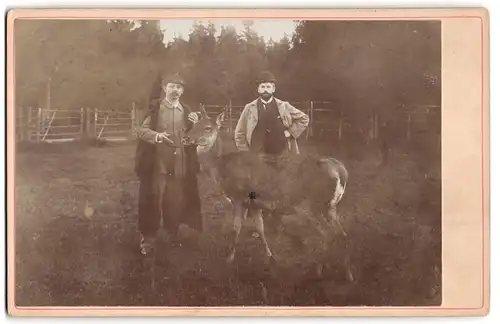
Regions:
[[14, 138, 442, 307]]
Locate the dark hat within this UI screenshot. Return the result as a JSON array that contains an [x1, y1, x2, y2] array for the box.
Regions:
[[162, 72, 186, 86], [256, 71, 277, 85]]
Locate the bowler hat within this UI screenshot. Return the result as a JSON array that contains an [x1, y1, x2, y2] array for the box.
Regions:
[[257, 71, 277, 85], [163, 72, 186, 86]]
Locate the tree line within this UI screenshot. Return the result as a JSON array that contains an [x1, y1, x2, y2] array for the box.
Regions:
[[15, 19, 440, 121]]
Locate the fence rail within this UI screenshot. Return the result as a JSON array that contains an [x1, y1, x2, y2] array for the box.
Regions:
[[15, 101, 440, 145], [15, 107, 138, 143], [202, 101, 440, 144]]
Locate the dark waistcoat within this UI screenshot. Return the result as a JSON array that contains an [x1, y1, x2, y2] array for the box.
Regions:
[[250, 98, 287, 155]]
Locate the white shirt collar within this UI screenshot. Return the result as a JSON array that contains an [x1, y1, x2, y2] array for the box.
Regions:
[[260, 96, 274, 104], [164, 97, 181, 110]]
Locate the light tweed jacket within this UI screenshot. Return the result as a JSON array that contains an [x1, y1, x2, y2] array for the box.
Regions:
[[234, 97, 310, 152]]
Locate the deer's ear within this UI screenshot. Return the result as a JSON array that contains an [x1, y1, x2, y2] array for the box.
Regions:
[[216, 110, 225, 127]]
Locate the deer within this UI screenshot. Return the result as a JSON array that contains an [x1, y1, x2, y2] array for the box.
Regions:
[[185, 105, 354, 282]]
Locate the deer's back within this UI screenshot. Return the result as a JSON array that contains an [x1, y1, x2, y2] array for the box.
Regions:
[[212, 152, 346, 207]]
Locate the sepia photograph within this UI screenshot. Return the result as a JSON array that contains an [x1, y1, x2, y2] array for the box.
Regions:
[[6, 8, 489, 317]]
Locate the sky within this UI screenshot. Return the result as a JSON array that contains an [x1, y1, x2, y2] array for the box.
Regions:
[[158, 19, 297, 44]]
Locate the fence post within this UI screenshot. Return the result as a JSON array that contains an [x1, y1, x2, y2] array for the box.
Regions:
[[18, 106, 24, 142], [82, 107, 87, 138], [26, 107, 32, 142], [310, 101, 314, 137], [93, 108, 98, 139], [131, 102, 136, 137], [80, 108, 84, 139], [36, 107, 42, 143], [229, 99, 233, 133], [84, 107, 90, 139]]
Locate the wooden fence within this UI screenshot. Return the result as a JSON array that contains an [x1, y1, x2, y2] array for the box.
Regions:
[[16, 106, 138, 143], [202, 101, 441, 144], [15, 102, 440, 144]]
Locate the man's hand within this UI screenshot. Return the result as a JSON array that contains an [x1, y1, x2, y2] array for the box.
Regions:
[[156, 132, 174, 145], [284, 130, 291, 138], [188, 112, 200, 124], [181, 135, 195, 146]]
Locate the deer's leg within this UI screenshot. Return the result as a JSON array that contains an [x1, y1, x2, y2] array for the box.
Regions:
[[327, 205, 347, 237], [254, 208, 274, 262], [227, 202, 246, 264], [343, 246, 355, 282], [326, 204, 354, 282]]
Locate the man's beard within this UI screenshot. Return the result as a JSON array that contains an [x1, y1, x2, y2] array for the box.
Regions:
[[259, 92, 273, 100]]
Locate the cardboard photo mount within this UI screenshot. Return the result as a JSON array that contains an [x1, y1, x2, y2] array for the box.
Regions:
[[5, 7, 490, 317]]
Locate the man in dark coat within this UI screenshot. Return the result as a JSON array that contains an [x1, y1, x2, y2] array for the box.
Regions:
[[135, 72, 202, 255]]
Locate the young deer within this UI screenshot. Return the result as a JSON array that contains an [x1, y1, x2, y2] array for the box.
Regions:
[[190, 105, 354, 282]]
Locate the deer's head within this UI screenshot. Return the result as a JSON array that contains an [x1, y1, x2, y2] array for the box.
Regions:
[[184, 105, 227, 156]]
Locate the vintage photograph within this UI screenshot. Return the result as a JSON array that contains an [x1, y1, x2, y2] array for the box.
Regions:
[[12, 16, 442, 308]]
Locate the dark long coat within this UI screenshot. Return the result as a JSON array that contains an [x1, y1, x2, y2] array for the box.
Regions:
[[134, 96, 203, 232]]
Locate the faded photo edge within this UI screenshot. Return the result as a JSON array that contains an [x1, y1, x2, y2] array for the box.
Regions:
[[5, 7, 490, 317]]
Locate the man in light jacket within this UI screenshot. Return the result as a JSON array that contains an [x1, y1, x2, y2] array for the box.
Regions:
[[234, 71, 309, 163], [233, 71, 310, 241]]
